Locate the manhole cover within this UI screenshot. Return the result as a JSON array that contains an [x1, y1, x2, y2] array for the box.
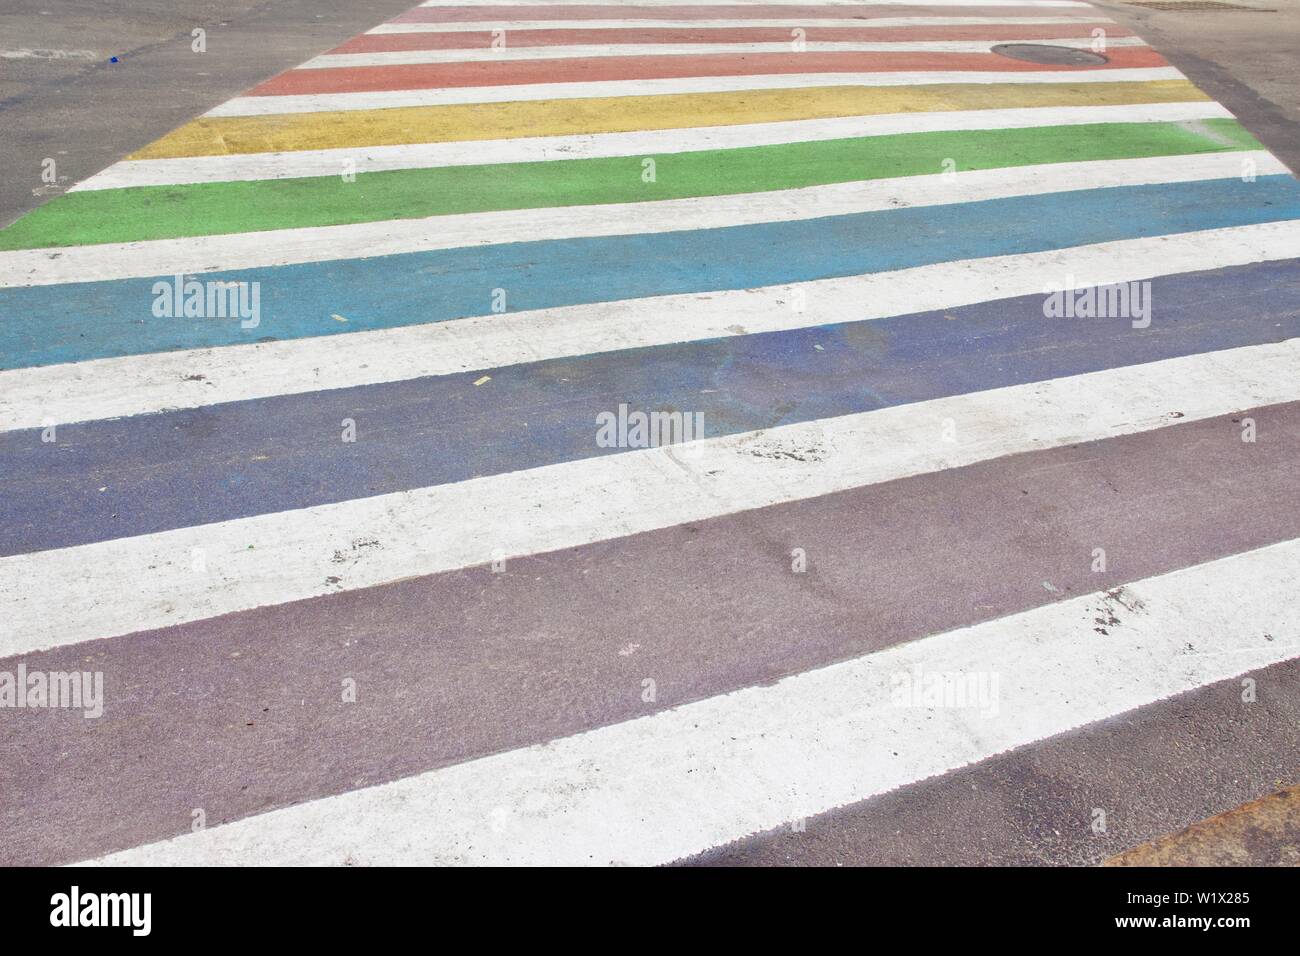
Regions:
[[991, 43, 1109, 66]]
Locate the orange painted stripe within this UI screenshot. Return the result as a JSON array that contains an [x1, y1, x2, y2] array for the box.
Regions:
[[253, 47, 1167, 96], [332, 23, 1130, 53]]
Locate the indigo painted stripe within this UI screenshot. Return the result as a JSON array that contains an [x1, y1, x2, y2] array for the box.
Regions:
[[4, 222, 1297, 430], [0, 119, 1258, 250], [8, 404, 1295, 866], [2, 175, 1298, 371], [4, 341, 1297, 654], [2, 257, 1297, 556]]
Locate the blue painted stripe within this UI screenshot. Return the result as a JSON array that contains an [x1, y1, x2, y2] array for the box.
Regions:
[[2, 176, 1299, 370], [2, 257, 1298, 556]]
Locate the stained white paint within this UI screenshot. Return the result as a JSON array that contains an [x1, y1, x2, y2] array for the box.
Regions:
[[83, 538, 1300, 865], [368, 17, 1116, 33], [300, 37, 1146, 68], [77, 100, 1226, 190], [5, 339, 1299, 657], [203, 67, 1186, 117], [6, 220, 1296, 431], [27, 151, 1273, 289], [417, 0, 1094, 7]]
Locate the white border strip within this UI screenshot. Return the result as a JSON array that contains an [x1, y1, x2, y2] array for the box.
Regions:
[[74, 98, 1225, 191], [27, 151, 1275, 285], [204, 67, 1186, 116], [415, 0, 1096, 7], [85, 538, 1300, 865], [5, 339, 1299, 657], [4, 221, 1297, 431], [300, 37, 1145, 68], [367, 17, 1116, 32]]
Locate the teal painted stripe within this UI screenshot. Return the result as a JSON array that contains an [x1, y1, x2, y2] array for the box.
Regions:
[[2, 256, 1297, 556], [1, 175, 1298, 370]]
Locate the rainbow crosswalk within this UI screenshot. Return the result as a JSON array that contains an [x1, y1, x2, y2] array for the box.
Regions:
[[1, 0, 1298, 866]]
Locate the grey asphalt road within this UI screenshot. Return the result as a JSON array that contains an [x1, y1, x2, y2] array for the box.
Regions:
[[3, 1, 1300, 230], [0, 0, 419, 229], [1095, 0, 1300, 172]]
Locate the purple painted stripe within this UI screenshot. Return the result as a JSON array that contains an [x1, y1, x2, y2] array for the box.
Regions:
[[2, 402, 1298, 865]]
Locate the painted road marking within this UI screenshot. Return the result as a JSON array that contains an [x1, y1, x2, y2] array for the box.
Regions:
[[14, 151, 1275, 278], [240, 48, 1169, 99], [5, 175, 1297, 369], [411, 1, 1098, 8], [206, 69, 1187, 116], [3, 222, 1296, 429], [300, 37, 1148, 69], [83, 538, 1300, 865], [5, 257, 1294, 556], [368, 17, 1119, 33], [74, 101, 1231, 190], [4, 0, 1299, 867], [4, 339, 1299, 656]]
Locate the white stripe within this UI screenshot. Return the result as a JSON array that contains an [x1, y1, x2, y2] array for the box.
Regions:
[[79, 100, 1229, 191], [28, 152, 1276, 286], [367, 17, 1117, 32], [83, 538, 1300, 865], [203, 67, 1186, 117], [416, 0, 1095, 7], [4, 340, 1299, 657], [300, 37, 1144, 68], [6, 221, 1298, 432]]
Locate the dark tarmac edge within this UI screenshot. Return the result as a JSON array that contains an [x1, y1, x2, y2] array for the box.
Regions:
[[1104, 782, 1300, 866], [1094, 0, 1300, 174], [681, 656, 1300, 866], [0, 0, 421, 229]]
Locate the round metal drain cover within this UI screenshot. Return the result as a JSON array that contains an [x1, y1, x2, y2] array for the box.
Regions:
[[991, 43, 1109, 66]]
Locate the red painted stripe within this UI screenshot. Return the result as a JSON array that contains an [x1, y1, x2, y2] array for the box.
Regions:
[[254, 47, 1166, 96], [392, 5, 1104, 24], [332, 23, 1129, 54]]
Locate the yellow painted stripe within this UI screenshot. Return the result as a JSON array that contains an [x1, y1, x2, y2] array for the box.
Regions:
[[131, 79, 1209, 159]]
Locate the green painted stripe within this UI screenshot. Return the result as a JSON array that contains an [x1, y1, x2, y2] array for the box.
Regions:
[[0, 118, 1261, 250]]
